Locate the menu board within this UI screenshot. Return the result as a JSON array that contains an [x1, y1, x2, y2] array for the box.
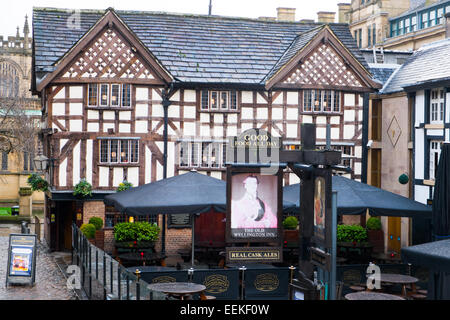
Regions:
[[6, 234, 37, 286]]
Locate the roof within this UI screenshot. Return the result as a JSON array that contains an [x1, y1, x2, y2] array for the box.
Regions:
[[368, 63, 400, 86], [33, 7, 370, 87], [389, 0, 449, 21], [380, 38, 450, 94]]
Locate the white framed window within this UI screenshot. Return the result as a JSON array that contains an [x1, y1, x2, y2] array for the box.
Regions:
[[200, 90, 238, 111], [430, 141, 442, 180], [303, 90, 341, 113], [99, 139, 139, 164], [88, 84, 98, 106], [100, 84, 109, 106], [430, 10, 436, 27], [87, 83, 131, 107], [178, 141, 227, 168], [430, 88, 445, 123], [110, 84, 120, 107], [411, 16, 417, 31], [122, 84, 131, 107]]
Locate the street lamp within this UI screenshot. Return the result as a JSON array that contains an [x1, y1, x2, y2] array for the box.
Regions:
[[33, 153, 49, 171]]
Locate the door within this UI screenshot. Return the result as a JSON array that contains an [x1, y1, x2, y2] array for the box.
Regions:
[[194, 209, 226, 247], [387, 217, 401, 254]]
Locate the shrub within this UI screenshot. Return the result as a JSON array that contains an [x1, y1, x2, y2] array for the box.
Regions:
[[114, 221, 160, 242], [27, 173, 49, 192], [73, 179, 92, 198], [337, 224, 368, 243], [282, 216, 299, 230], [366, 217, 382, 231], [80, 223, 96, 239], [88, 217, 103, 231], [117, 181, 133, 192]]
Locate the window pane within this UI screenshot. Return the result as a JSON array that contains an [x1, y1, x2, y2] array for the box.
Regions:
[[100, 140, 109, 163], [201, 90, 209, 110], [110, 140, 118, 163], [324, 91, 332, 112], [130, 140, 139, 163], [210, 91, 218, 109], [100, 84, 109, 106], [120, 140, 129, 163], [179, 142, 189, 167], [122, 84, 131, 107], [201, 142, 210, 167], [88, 84, 98, 106], [111, 84, 120, 106], [191, 143, 199, 167], [304, 90, 312, 112], [334, 91, 341, 112], [313, 90, 322, 112], [23, 152, 28, 171], [220, 91, 228, 109], [211, 143, 220, 168], [230, 91, 237, 110]]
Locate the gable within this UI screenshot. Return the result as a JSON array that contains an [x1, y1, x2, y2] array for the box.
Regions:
[[265, 26, 381, 91], [59, 27, 158, 82], [282, 43, 364, 88]]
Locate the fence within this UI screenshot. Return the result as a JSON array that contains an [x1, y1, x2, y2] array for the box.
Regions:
[[72, 223, 296, 300], [72, 224, 152, 300]]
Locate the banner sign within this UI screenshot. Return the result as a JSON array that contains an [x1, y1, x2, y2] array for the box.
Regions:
[[226, 247, 282, 263], [6, 234, 37, 286], [193, 269, 240, 300], [244, 267, 289, 300]]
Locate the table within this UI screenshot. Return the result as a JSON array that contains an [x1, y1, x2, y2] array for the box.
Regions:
[[379, 273, 419, 297], [345, 291, 405, 300], [118, 252, 166, 266], [148, 282, 207, 300]]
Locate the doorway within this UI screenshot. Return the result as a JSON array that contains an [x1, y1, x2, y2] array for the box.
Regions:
[[55, 201, 80, 251], [387, 217, 401, 254]]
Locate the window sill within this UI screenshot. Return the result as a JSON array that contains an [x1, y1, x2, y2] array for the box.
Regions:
[[199, 109, 240, 114], [425, 123, 444, 129], [423, 179, 435, 186]]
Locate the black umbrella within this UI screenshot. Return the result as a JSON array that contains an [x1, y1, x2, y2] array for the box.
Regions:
[[283, 175, 431, 217], [401, 239, 450, 299], [432, 143, 450, 241], [104, 171, 226, 267]]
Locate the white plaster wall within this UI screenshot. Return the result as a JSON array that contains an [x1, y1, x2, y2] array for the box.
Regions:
[[72, 141, 80, 185], [99, 167, 109, 187], [59, 158, 67, 187], [86, 140, 93, 185]]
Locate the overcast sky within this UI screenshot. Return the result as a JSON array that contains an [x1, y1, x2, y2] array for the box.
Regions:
[[1, 0, 344, 37]]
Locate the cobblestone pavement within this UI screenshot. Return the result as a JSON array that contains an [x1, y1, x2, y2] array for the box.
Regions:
[[0, 223, 77, 300]]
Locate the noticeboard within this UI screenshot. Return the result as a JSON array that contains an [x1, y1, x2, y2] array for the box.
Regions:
[[168, 214, 192, 228], [6, 234, 37, 287]]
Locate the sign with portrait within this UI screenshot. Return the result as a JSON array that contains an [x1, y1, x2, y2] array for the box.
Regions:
[[226, 166, 283, 243], [312, 168, 332, 249], [6, 234, 37, 286]]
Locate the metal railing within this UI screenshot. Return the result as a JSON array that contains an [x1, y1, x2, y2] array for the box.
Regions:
[[71, 224, 152, 300]]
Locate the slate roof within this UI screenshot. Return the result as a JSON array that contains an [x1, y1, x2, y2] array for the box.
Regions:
[[368, 64, 400, 86], [33, 7, 370, 87], [380, 38, 450, 94]]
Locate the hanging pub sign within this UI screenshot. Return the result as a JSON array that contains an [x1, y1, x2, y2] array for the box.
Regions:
[[226, 165, 283, 243], [6, 233, 37, 287], [312, 168, 333, 249]]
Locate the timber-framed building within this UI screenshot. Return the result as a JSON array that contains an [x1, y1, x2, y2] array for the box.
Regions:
[[32, 7, 380, 253]]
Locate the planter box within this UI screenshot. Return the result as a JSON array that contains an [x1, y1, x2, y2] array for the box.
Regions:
[[95, 230, 105, 250], [283, 229, 299, 243], [114, 241, 155, 254], [367, 229, 384, 253]]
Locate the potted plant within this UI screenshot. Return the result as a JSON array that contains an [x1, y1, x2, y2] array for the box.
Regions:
[[117, 181, 133, 192], [113, 221, 160, 253], [366, 217, 384, 253], [80, 223, 96, 244], [337, 224, 371, 262], [27, 173, 49, 192], [73, 179, 93, 198], [89, 217, 104, 249], [282, 216, 299, 245]]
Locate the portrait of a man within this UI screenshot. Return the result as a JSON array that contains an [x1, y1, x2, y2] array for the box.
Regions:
[[314, 177, 325, 230], [231, 174, 278, 230]]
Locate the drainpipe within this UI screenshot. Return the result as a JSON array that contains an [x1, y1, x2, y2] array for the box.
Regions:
[[161, 85, 173, 256]]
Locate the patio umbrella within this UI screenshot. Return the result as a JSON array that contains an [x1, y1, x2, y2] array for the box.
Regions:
[[401, 239, 450, 299], [283, 175, 432, 217], [104, 170, 226, 267], [431, 143, 450, 241]]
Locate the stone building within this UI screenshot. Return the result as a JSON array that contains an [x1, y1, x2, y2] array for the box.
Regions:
[[0, 16, 43, 217], [31, 7, 380, 253]]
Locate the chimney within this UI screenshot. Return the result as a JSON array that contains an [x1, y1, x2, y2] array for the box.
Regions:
[[445, 12, 450, 38], [337, 3, 351, 23], [277, 7, 296, 22], [317, 11, 336, 24]]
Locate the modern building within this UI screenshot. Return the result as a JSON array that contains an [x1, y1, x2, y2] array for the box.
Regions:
[[0, 16, 43, 217], [31, 7, 380, 253]]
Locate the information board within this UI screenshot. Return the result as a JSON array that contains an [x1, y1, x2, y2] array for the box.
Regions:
[[168, 214, 191, 228], [6, 234, 37, 287]]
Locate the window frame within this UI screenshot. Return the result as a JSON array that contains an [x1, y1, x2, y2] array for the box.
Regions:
[[99, 139, 139, 164], [430, 88, 445, 124], [429, 140, 442, 180]]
